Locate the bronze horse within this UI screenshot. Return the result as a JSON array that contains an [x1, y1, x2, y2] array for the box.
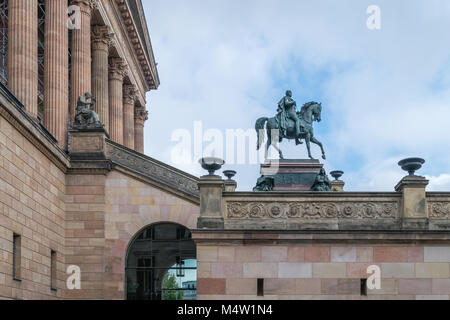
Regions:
[[255, 101, 326, 160]]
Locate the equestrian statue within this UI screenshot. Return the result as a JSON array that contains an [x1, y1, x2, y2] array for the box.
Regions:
[[255, 90, 326, 160]]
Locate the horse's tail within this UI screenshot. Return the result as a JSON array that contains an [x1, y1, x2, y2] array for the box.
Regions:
[[255, 117, 268, 150]]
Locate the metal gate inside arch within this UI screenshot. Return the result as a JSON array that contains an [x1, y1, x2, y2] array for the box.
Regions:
[[125, 223, 197, 300]]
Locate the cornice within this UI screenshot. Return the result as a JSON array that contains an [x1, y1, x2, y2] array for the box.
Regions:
[[113, 0, 159, 90], [94, 1, 145, 107]]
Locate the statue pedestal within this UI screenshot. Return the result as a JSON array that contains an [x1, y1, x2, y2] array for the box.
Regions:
[[69, 127, 109, 160], [260, 159, 323, 191]]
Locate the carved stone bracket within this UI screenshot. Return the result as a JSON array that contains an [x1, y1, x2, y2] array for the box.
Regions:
[[226, 201, 399, 220]]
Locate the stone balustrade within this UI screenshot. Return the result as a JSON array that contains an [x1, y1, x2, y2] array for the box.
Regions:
[[197, 174, 450, 231]]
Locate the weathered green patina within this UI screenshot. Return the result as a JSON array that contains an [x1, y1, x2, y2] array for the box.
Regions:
[[255, 90, 326, 160]]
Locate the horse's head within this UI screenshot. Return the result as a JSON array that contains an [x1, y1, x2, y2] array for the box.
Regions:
[[300, 101, 322, 123], [313, 102, 322, 122]]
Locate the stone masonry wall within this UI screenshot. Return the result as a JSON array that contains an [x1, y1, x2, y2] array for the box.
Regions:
[[0, 107, 200, 300], [64, 174, 106, 299], [0, 115, 66, 299], [103, 170, 200, 299], [196, 244, 450, 300]]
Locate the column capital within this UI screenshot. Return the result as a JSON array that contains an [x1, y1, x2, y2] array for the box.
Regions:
[[123, 84, 137, 105], [70, 0, 94, 14], [134, 106, 148, 124], [92, 25, 113, 51], [109, 57, 126, 81]]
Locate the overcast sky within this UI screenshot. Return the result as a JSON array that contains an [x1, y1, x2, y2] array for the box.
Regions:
[[141, 0, 450, 192]]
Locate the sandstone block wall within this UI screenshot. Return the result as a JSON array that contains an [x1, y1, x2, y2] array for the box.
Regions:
[[64, 174, 106, 299], [196, 244, 450, 300], [0, 106, 200, 300], [103, 170, 200, 299], [0, 115, 65, 299]]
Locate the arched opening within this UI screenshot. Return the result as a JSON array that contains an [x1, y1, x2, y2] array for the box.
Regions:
[[125, 223, 196, 300]]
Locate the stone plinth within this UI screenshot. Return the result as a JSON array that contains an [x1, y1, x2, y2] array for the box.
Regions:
[[260, 159, 323, 191], [197, 175, 224, 229], [69, 128, 109, 160], [395, 175, 429, 229], [224, 179, 237, 192], [331, 180, 345, 192]]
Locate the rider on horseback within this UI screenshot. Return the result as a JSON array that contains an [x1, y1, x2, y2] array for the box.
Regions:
[[277, 90, 303, 145]]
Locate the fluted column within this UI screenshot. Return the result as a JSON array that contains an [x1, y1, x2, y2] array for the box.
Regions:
[[108, 57, 126, 144], [70, 0, 93, 125], [123, 84, 137, 149], [8, 0, 38, 117], [91, 25, 112, 132], [44, 0, 69, 149], [134, 106, 148, 154]]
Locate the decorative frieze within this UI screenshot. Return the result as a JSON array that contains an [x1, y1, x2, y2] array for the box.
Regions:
[[226, 201, 399, 220], [106, 141, 199, 198], [428, 202, 450, 219]]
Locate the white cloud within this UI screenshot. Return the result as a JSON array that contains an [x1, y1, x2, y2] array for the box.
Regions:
[[142, 0, 450, 192], [427, 174, 450, 191]]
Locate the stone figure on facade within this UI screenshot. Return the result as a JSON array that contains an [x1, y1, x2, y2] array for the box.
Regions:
[[73, 92, 103, 128], [310, 168, 331, 191], [253, 175, 275, 192], [255, 90, 326, 160]]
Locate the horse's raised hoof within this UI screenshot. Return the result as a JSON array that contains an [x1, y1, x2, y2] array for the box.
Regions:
[[322, 155, 326, 160]]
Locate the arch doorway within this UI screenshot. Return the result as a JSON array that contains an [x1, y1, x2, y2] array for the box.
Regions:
[[125, 223, 197, 300]]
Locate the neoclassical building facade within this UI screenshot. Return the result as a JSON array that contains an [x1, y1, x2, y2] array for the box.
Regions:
[[0, 0, 203, 300], [1, 0, 450, 301], [0, 0, 158, 152]]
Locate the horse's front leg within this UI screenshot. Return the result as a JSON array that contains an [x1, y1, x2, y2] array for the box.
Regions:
[[310, 136, 326, 160], [273, 143, 284, 160], [265, 130, 270, 160], [305, 133, 313, 159]]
